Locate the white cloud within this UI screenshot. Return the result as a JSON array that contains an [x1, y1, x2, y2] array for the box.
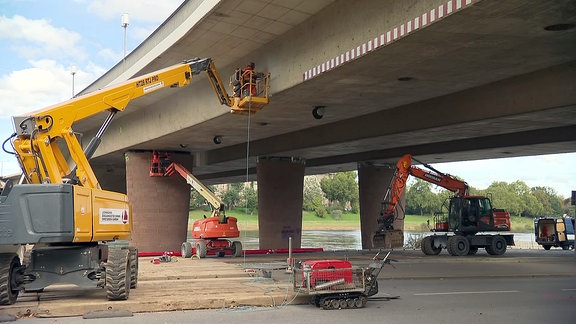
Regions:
[[87, 0, 184, 24], [0, 60, 102, 117], [0, 15, 85, 61]]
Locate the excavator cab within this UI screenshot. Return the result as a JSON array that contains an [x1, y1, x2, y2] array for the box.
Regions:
[[443, 196, 509, 234]]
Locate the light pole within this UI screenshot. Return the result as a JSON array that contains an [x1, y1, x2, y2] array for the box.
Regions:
[[121, 13, 130, 61], [70, 64, 77, 97]]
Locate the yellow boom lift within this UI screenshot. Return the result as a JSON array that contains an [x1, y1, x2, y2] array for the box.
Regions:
[[0, 58, 270, 305]]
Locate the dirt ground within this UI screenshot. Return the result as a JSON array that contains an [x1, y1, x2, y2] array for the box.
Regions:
[[2, 255, 305, 319], [2, 249, 574, 319]]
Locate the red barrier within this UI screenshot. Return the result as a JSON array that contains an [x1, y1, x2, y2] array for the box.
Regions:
[[138, 247, 324, 257]]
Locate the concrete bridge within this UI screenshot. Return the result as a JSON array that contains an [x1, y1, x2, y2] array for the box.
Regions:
[[75, 0, 576, 252]]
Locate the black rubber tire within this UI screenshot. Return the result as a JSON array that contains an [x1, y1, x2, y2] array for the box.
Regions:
[[181, 242, 193, 258], [196, 240, 207, 258], [543, 245, 551, 250], [127, 247, 138, 289], [106, 249, 131, 301], [486, 235, 507, 256], [421, 236, 442, 255], [232, 241, 243, 257], [0, 253, 20, 305], [447, 236, 470, 256]]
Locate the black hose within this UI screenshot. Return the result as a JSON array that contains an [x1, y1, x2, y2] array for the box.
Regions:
[[2, 133, 17, 154]]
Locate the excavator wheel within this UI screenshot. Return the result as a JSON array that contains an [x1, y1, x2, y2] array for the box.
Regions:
[[447, 236, 470, 256], [105, 248, 131, 301], [485, 235, 507, 255], [421, 236, 442, 255], [0, 253, 21, 305]]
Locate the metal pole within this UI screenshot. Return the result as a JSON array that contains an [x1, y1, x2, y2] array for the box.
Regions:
[[287, 236, 293, 272], [70, 65, 77, 97], [123, 26, 127, 60], [121, 13, 129, 62]]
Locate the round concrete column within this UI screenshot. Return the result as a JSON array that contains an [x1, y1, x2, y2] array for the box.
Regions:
[[358, 163, 405, 249], [125, 151, 190, 252], [257, 157, 305, 249]]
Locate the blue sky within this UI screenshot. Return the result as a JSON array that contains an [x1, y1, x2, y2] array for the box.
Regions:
[[0, 0, 574, 198]]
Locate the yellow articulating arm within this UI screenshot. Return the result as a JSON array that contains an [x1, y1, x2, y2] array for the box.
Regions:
[[11, 58, 271, 188], [12, 58, 213, 187]]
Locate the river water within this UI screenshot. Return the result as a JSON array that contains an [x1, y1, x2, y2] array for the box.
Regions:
[[191, 230, 540, 251]]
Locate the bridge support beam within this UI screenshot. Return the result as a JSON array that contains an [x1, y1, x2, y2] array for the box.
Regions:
[[257, 157, 305, 249], [125, 151, 191, 252], [358, 163, 405, 249]]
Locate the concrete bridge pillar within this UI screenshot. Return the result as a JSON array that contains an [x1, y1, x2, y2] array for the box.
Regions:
[[257, 157, 305, 249], [125, 151, 191, 252], [358, 163, 405, 249]]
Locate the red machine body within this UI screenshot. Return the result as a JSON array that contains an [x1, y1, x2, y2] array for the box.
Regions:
[[191, 216, 240, 239], [301, 259, 353, 288]]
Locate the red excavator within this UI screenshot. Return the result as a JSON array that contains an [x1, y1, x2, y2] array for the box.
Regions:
[[375, 154, 514, 256], [150, 151, 242, 258]]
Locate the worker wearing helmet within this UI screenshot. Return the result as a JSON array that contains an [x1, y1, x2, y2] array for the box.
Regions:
[[242, 62, 257, 96]]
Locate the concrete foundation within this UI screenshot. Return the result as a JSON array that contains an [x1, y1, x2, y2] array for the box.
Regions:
[[125, 151, 191, 252], [358, 163, 405, 249], [257, 157, 305, 249]]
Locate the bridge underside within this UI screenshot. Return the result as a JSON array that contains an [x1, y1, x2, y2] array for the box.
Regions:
[[75, 0, 575, 251]]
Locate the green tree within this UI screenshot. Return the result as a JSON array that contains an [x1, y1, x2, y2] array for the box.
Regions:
[[531, 186, 563, 216], [222, 183, 242, 210], [320, 171, 359, 212], [485, 181, 523, 216], [189, 185, 216, 211], [240, 183, 258, 214], [303, 176, 328, 217], [510, 180, 542, 217], [405, 179, 437, 215]]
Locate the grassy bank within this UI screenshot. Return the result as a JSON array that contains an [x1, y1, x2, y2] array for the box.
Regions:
[[189, 209, 535, 233]]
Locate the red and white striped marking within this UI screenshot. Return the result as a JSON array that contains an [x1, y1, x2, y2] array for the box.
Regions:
[[303, 0, 480, 81]]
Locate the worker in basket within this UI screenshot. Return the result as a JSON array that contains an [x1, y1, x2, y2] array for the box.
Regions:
[[242, 62, 257, 96]]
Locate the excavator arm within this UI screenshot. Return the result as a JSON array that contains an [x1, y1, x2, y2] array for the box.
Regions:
[[379, 154, 469, 230]]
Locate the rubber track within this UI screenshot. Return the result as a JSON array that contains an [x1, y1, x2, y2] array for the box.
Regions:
[[319, 295, 367, 310]]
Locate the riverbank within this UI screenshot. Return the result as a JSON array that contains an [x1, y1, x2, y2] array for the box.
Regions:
[[189, 209, 535, 233]]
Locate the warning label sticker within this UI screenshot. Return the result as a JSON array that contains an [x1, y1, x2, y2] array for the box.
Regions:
[[100, 208, 129, 225]]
